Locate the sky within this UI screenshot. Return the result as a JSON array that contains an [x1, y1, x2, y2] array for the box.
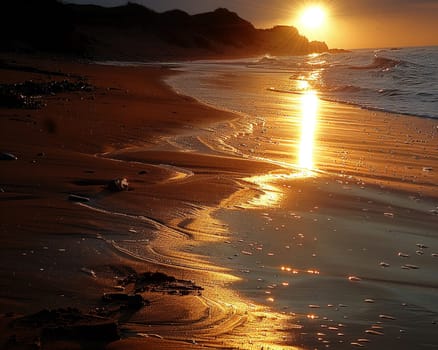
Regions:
[[65, 0, 438, 49]]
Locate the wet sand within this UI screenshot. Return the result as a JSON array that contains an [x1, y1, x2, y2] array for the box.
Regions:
[[1, 54, 437, 349], [164, 85, 438, 349], [0, 55, 294, 350]]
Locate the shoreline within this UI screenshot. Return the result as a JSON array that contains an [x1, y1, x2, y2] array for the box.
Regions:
[[163, 61, 438, 348], [1, 54, 437, 349]]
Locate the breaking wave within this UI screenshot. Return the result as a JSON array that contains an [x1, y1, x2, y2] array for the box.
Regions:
[[349, 56, 403, 70], [167, 46, 438, 119]]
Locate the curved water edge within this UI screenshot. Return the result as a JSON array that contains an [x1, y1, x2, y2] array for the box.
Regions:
[[72, 171, 300, 349], [91, 55, 438, 348], [162, 52, 438, 348]]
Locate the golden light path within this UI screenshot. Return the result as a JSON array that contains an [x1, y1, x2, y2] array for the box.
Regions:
[[298, 89, 318, 172], [242, 86, 320, 208]]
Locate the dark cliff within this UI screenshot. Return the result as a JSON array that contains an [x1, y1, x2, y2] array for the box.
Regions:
[[0, 0, 329, 59]]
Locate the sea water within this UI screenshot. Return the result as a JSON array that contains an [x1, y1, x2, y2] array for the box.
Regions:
[[167, 46, 438, 120], [165, 47, 438, 349]]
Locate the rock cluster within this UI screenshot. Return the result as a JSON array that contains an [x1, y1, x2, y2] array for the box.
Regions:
[[0, 79, 92, 109], [13, 308, 119, 344], [119, 271, 204, 296]]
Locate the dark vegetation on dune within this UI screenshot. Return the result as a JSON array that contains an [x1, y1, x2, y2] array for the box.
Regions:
[[0, 0, 329, 59]]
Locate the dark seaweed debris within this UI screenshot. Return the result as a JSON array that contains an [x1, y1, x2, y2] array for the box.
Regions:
[[0, 79, 93, 109], [120, 271, 204, 296]]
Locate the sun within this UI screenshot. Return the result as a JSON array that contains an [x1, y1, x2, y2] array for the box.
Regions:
[[299, 5, 326, 29]]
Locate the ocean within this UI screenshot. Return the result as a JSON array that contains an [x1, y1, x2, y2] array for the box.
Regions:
[[167, 46, 438, 120], [164, 46, 438, 185], [163, 46, 438, 349]]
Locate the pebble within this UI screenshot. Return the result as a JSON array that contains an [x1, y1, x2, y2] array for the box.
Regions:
[[357, 338, 371, 343], [80, 267, 96, 278], [348, 276, 362, 282], [402, 264, 419, 269], [107, 177, 129, 192], [351, 342, 365, 347], [0, 152, 18, 160], [379, 314, 396, 320]]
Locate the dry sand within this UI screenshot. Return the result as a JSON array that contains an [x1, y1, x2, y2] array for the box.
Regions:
[[0, 54, 437, 350]]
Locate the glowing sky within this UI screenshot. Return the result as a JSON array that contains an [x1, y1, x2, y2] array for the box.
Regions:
[[66, 0, 438, 49]]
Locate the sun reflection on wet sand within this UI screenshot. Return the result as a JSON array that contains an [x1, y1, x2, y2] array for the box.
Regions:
[[298, 90, 318, 173], [242, 173, 283, 208], [241, 87, 320, 208]]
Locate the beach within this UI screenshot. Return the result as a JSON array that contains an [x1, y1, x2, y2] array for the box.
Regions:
[[1, 54, 437, 350]]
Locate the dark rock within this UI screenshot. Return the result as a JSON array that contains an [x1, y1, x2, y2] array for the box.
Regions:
[[68, 194, 90, 203], [138, 170, 148, 175], [0, 152, 18, 160], [119, 271, 204, 296], [138, 272, 176, 284], [329, 48, 352, 54], [14, 308, 119, 343], [102, 293, 145, 309], [0, 90, 43, 109], [107, 177, 129, 192], [0, 80, 93, 109]]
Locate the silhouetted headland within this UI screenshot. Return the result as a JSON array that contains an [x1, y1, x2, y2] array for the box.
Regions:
[[0, 0, 329, 60]]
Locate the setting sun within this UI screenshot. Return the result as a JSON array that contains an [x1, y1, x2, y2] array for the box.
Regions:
[[294, 4, 329, 41], [299, 5, 326, 29]]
